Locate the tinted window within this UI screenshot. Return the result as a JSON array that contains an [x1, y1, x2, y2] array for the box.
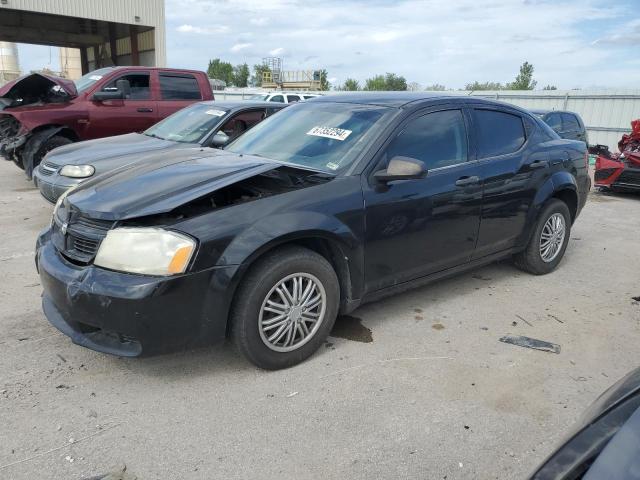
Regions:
[[562, 113, 580, 131], [269, 95, 284, 103], [384, 110, 467, 170], [287, 95, 301, 103], [104, 73, 150, 100], [474, 110, 526, 158], [545, 113, 562, 130], [159, 74, 201, 100], [144, 103, 229, 143]]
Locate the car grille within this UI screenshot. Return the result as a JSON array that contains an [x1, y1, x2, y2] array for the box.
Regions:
[[54, 208, 115, 263], [39, 161, 59, 177], [40, 187, 57, 204]]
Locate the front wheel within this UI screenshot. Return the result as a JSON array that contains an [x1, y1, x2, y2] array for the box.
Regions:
[[23, 134, 73, 180], [514, 199, 571, 275], [231, 246, 340, 370]]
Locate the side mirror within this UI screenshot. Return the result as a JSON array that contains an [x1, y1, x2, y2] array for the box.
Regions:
[[374, 156, 426, 182], [92, 79, 131, 101], [210, 131, 230, 148]]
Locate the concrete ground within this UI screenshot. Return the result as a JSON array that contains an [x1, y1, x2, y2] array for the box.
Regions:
[[0, 158, 639, 480]]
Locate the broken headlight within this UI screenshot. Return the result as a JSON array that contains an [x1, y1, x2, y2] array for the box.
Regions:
[[94, 228, 196, 276], [60, 164, 95, 178]]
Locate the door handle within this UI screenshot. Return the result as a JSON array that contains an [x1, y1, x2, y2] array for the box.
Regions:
[[137, 107, 154, 112], [529, 160, 549, 169], [455, 175, 480, 187]]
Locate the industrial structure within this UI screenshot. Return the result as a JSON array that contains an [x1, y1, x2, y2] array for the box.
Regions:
[[0, 41, 20, 84], [0, 0, 166, 76], [261, 57, 323, 91]]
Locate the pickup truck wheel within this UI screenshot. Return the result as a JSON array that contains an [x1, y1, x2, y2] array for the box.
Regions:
[[231, 246, 339, 370], [23, 134, 73, 180], [514, 199, 571, 275]]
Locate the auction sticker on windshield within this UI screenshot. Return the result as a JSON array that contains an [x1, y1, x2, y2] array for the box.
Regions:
[[306, 126, 352, 141], [206, 109, 227, 117]]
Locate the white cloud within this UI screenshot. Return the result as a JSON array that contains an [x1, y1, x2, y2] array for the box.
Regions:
[[163, 0, 637, 89], [250, 17, 269, 26], [176, 24, 229, 35], [231, 43, 253, 53]]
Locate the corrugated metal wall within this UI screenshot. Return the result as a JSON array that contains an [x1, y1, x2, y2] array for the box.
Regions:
[[1, 0, 165, 66], [464, 90, 640, 150]]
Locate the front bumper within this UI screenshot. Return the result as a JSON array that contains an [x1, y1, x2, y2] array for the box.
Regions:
[[35, 229, 237, 356], [33, 168, 82, 204]]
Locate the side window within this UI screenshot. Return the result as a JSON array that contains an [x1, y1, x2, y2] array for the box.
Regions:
[[545, 113, 562, 131], [269, 95, 284, 103], [103, 73, 150, 100], [218, 109, 266, 141], [474, 109, 526, 158], [159, 74, 201, 100], [303, 95, 316, 100], [287, 95, 301, 103], [561, 113, 580, 131], [384, 109, 468, 170], [266, 107, 281, 117]]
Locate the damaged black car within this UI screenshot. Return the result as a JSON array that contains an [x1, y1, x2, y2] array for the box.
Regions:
[[35, 93, 590, 369]]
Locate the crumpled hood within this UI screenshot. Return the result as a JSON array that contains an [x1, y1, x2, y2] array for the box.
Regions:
[[0, 73, 77, 100], [67, 148, 281, 220], [45, 133, 178, 166]]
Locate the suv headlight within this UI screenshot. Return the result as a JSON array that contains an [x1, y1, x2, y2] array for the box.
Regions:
[[60, 164, 95, 178], [94, 228, 196, 276]]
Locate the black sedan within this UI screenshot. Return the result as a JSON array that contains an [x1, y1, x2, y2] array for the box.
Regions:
[[35, 93, 590, 369], [34, 101, 285, 203]]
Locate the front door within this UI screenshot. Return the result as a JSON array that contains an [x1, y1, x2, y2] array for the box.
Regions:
[[86, 72, 158, 138], [362, 108, 483, 292]]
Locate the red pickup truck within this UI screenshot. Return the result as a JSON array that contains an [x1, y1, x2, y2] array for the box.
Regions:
[[0, 66, 214, 178]]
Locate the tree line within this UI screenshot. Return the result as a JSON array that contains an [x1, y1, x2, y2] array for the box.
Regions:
[[207, 59, 556, 92]]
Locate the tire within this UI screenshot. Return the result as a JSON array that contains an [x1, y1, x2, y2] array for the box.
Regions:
[[231, 246, 340, 370], [23, 134, 73, 180], [514, 199, 571, 275]]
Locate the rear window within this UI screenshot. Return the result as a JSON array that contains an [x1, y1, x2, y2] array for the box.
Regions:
[[159, 74, 201, 100], [474, 110, 526, 158], [562, 113, 580, 131], [269, 95, 284, 103]]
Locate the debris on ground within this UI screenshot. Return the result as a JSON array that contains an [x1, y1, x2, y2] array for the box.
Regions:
[[286, 391, 299, 398], [515, 314, 533, 326], [82, 464, 137, 480], [499, 335, 561, 354]]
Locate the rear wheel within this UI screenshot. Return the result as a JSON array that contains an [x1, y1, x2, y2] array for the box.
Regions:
[[514, 199, 571, 275], [23, 134, 73, 180], [231, 246, 339, 370]]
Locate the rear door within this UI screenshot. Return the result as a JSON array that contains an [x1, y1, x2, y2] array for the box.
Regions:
[[362, 106, 483, 291], [155, 71, 204, 119], [472, 108, 550, 258], [86, 71, 158, 138]]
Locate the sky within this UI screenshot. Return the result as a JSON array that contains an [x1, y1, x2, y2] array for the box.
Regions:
[[15, 0, 640, 90]]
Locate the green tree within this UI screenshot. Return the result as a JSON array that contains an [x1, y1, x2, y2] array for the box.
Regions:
[[339, 78, 360, 91], [464, 81, 504, 91], [424, 83, 446, 91], [363, 73, 407, 91], [251, 64, 271, 87], [207, 58, 234, 86], [508, 61, 537, 90], [233, 63, 250, 87], [318, 69, 330, 91], [543, 84, 557, 90]]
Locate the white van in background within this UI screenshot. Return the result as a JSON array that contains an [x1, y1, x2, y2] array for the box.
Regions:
[[248, 92, 322, 103]]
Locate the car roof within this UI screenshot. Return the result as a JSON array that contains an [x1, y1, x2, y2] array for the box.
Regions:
[[193, 101, 287, 109], [310, 92, 534, 113], [530, 108, 579, 116]]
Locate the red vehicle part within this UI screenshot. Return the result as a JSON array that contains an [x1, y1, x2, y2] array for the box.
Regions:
[[594, 119, 640, 191]]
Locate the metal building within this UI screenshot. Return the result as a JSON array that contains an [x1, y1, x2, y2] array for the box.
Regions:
[[0, 0, 166, 75]]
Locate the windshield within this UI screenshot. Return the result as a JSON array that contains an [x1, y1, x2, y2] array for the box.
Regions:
[[226, 102, 393, 173], [248, 94, 268, 100], [74, 68, 115, 93], [144, 103, 229, 143]]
